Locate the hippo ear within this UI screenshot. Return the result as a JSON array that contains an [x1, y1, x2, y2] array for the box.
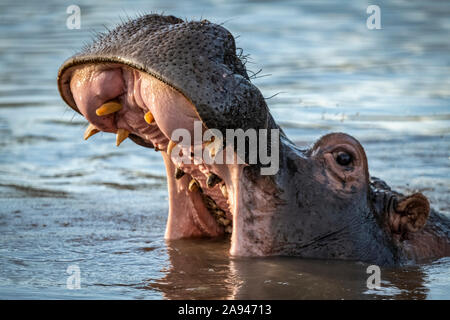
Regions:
[[390, 193, 430, 234]]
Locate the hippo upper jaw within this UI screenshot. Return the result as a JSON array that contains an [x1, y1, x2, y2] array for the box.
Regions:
[[57, 14, 271, 136], [60, 61, 239, 237], [57, 13, 282, 252]]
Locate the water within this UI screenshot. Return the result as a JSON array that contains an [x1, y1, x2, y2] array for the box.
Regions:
[[0, 0, 449, 299]]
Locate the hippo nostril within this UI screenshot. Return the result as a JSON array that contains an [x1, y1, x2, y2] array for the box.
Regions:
[[336, 152, 352, 166]]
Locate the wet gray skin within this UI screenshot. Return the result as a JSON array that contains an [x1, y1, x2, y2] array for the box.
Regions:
[[57, 14, 450, 266]]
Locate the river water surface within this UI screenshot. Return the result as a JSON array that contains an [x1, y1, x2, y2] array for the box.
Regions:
[[0, 0, 449, 299]]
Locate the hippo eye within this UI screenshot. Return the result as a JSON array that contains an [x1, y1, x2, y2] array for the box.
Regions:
[[335, 151, 352, 166]]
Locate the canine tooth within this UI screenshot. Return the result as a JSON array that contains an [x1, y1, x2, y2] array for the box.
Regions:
[[144, 111, 154, 124], [96, 100, 122, 116], [220, 184, 228, 198], [167, 140, 177, 156], [206, 173, 222, 188], [209, 147, 216, 158], [84, 124, 99, 140], [207, 137, 221, 158], [188, 179, 199, 192], [204, 136, 215, 146], [175, 167, 185, 180], [116, 128, 129, 146]]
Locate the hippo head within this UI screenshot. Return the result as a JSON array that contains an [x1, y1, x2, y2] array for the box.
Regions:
[[58, 14, 439, 266]]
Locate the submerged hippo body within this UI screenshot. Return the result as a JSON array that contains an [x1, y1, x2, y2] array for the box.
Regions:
[[57, 14, 450, 266]]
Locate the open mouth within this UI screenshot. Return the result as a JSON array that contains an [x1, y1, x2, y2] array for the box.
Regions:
[[59, 63, 240, 239], [56, 15, 279, 257]]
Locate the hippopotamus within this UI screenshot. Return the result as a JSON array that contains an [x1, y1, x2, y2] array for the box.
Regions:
[[57, 14, 450, 266]]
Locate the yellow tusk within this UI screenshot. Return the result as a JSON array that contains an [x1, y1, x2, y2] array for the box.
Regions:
[[96, 100, 122, 116], [144, 111, 154, 124], [167, 140, 177, 156], [207, 137, 220, 159], [116, 128, 129, 147], [220, 184, 228, 198], [188, 179, 199, 192], [209, 147, 216, 158], [84, 123, 99, 140], [204, 136, 215, 147]]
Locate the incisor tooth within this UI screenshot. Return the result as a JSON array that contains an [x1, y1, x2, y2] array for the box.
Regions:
[[188, 179, 199, 192], [204, 136, 215, 146], [116, 128, 129, 147], [167, 140, 177, 156], [84, 124, 99, 140], [220, 184, 228, 198], [144, 111, 154, 124], [225, 226, 232, 234], [96, 100, 122, 116]]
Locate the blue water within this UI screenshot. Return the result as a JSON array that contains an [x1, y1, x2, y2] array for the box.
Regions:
[[0, 0, 449, 299]]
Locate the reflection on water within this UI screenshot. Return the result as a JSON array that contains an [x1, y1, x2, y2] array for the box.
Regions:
[[149, 239, 450, 300], [0, 0, 449, 299]]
